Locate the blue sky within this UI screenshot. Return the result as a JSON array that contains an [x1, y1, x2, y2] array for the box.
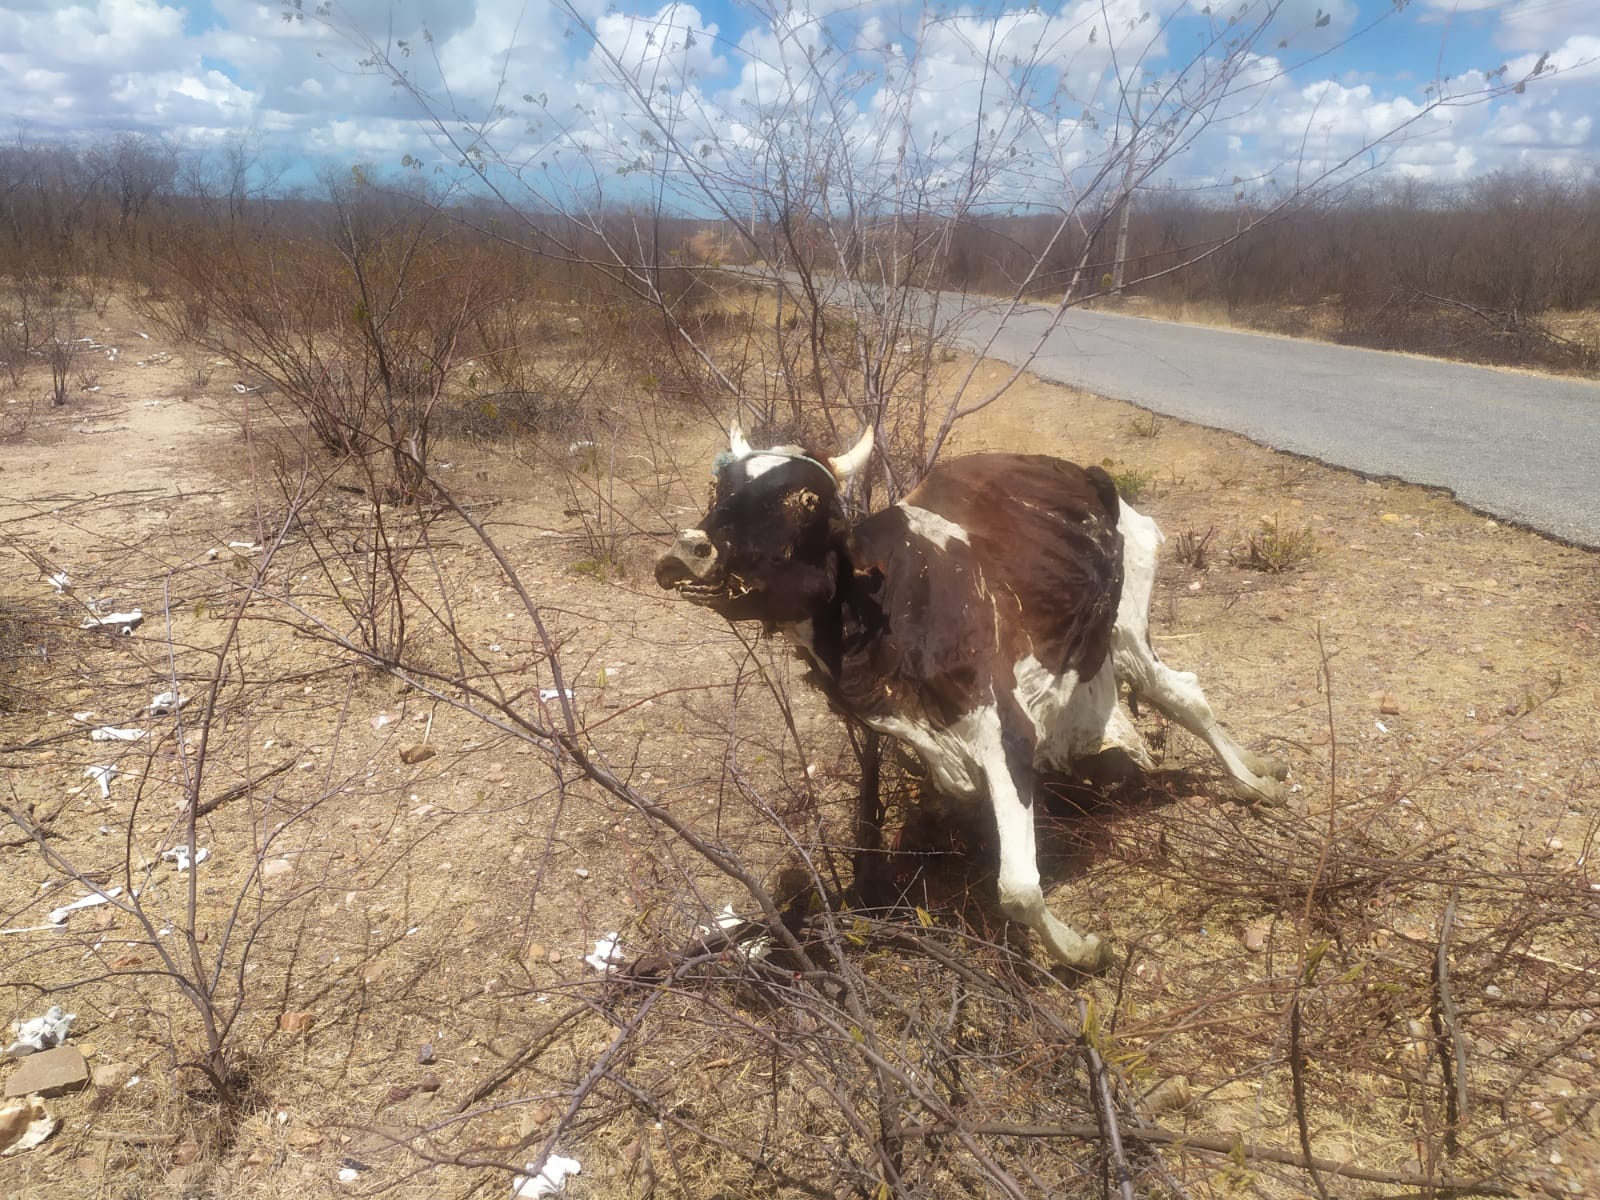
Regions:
[[0, 1, 1594, 205]]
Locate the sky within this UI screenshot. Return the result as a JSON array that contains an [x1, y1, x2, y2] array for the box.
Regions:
[[0, 0, 1596, 209]]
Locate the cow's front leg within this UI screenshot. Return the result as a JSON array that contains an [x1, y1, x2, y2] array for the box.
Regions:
[[978, 704, 1113, 973]]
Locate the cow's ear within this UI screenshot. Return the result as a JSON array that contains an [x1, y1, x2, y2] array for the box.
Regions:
[[729, 423, 753, 459]]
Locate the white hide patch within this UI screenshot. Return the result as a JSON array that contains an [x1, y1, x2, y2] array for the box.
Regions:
[[741, 454, 795, 480], [898, 503, 971, 549], [1011, 654, 1124, 768]]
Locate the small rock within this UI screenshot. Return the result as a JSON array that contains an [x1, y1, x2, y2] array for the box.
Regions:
[[262, 858, 293, 881], [1141, 1075, 1193, 1115], [399, 745, 436, 765], [417, 1043, 436, 1065], [417, 1073, 441, 1093], [277, 1012, 316, 1035], [4, 1046, 89, 1098], [91, 1061, 133, 1090], [1378, 693, 1401, 716], [1242, 919, 1271, 953]]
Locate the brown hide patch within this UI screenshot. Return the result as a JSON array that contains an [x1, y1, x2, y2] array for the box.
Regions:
[[833, 455, 1120, 731], [901, 455, 1123, 680]]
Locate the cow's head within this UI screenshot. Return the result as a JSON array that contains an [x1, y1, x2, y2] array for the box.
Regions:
[[655, 425, 874, 624]]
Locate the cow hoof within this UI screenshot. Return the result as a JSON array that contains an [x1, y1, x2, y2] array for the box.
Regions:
[[1231, 775, 1288, 807], [1241, 749, 1290, 781], [1062, 932, 1115, 975]]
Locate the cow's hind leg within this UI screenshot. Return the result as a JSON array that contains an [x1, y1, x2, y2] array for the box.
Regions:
[[978, 704, 1114, 972], [1114, 636, 1288, 804]]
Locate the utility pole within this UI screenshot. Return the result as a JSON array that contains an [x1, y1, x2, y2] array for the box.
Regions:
[[1112, 87, 1145, 297]]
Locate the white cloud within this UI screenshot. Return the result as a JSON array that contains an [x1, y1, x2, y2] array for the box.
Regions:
[[0, 0, 1591, 198]]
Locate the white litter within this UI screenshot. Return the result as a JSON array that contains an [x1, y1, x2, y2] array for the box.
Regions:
[[512, 1154, 581, 1198], [699, 904, 773, 963], [160, 846, 210, 871], [584, 933, 626, 974], [49, 572, 71, 593], [228, 540, 262, 554], [148, 691, 186, 716], [80, 609, 143, 634], [47, 886, 122, 925], [6, 1006, 77, 1056], [538, 688, 573, 703], [0, 1097, 56, 1157], [83, 765, 118, 798], [90, 726, 146, 742]]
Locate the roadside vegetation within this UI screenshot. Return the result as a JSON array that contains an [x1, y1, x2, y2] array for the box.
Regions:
[[1, 41, 1596, 1200]]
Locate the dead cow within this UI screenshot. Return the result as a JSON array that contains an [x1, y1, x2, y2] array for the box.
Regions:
[[656, 427, 1287, 971]]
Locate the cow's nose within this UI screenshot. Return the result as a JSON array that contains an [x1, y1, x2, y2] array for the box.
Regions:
[[655, 529, 718, 587]]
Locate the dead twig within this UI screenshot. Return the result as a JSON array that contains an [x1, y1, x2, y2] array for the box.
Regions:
[[1080, 997, 1137, 1200], [191, 760, 295, 819], [1431, 886, 1469, 1155], [891, 1121, 1518, 1195]]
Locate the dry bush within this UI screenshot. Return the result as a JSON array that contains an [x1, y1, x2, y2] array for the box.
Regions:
[[1233, 513, 1317, 573]]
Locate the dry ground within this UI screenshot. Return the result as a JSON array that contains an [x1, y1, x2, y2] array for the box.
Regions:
[[2, 303, 1597, 1198]]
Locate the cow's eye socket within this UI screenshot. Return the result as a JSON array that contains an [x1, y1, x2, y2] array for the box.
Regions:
[[693, 542, 713, 559]]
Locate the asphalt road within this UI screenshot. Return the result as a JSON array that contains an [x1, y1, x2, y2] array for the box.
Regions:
[[950, 301, 1600, 549]]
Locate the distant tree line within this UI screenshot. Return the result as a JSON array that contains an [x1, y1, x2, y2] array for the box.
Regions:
[[935, 172, 1600, 371], [1, 133, 1594, 373]]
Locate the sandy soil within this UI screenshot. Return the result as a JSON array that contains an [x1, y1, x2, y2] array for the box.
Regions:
[[2, 307, 1597, 1197]]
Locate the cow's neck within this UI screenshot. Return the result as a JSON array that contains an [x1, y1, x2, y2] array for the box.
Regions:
[[775, 546, 852, 681]]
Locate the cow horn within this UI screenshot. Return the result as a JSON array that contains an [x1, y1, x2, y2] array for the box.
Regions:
[[729, 423, 753, 459], [828, 426, 874, 480]]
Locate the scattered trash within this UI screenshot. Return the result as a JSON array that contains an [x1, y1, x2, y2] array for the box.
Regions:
[[48, 572, 70, 594], [148, 691, 186, 716], [699, 904, 773, 962], [47, 887, 122, 925], [370, 713, 400, 732], [513, 1154, 581, 1198], [89, 726, 147, 742], [538, 688, 573, 703], [1374, 720, 1389, 734], [80, 609, 142, 635], [584, 933, 626, 975], [228, 540, 262, 554], [0, 1098, 56, 1157], [6, 1007, 76, 1057], [160, 846, 209, 871], [337, 1166, 361, 1183], [83, 765, 117, 799]]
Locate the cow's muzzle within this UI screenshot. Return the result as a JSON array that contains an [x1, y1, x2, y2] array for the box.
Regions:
[[656, 530, 740, 604]]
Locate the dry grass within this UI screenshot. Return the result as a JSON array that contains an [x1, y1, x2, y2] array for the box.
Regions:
[[2, 295, 1598, 1199]]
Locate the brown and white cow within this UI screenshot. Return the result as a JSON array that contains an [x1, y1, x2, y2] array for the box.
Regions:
[[656, 427, 1287, 971]]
